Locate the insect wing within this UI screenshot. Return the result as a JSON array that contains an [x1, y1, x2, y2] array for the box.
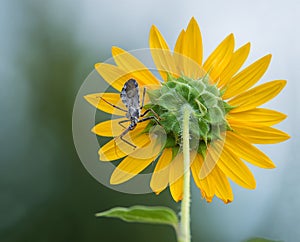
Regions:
[[120, 79, 140, 109]]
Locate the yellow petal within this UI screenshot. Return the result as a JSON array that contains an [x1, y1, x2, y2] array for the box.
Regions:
[[99, 132, 151, 161], [93, 118, 127, 137], [218, 43, 250, 88], [94, 63, 131, 92], [92, 118, 149, 137], [190, 153, 204, 190], [223, 54, 272, 99], [190, 153, 215, 202], [112, 46, 160, 86], [192, 150, 233, 203], [110, 156, 156, 184], [125, 128, 165, 160], [217, 145, 256, 189], [149, 25, 169, 50], [169, 152, 184, 202], [199, 138, 225, 179], [169, 152, 184, 184], [181, 17, 203, 67], [84, 93, 126, 116], [169, 175, 183, 202], [150, 148, 173, 194], [169, 153, 184, 202], [149, 26, 179, 81], [174, 30, 185, 55], [98, 139, 127, 161], [173, 18, 204, 78], [203, 34, 235, 83], [229, 120, 290, 144], [224, 132, 275, 168], [212, 166, 233, 204], [228, 80, 287, 112], [173, 52, 204, 79], [173, 30, 186, 74], [227, 108, 287, 126]]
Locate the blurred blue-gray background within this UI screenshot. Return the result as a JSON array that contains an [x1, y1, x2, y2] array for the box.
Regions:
[[1, 0, 298, 241]]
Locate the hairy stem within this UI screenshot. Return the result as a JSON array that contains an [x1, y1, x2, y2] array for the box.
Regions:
[[178, 104, 191, 242]]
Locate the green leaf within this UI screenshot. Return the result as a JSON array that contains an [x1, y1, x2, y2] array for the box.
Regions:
[[96, 206, 178, 227], [243, 237, 283, 242]]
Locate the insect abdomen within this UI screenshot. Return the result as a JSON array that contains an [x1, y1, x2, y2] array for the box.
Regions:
[[120, 79, 140, 108]]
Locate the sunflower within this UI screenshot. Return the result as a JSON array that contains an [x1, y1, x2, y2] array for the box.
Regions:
[[85, 17, 289, 203]]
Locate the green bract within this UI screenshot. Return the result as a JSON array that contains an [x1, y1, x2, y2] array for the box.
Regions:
[[145, 75, 234, 153]]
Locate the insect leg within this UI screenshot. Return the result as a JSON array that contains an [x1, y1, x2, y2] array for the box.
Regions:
[[117, 128, 137, 149], [138, 116, 161, 125], [140, 108, 160, 120], [98, 96, 127, 112], [118, 119, 130, 129]]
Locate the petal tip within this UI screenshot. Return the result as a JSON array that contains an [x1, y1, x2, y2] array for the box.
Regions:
[[111, 46, 123, 55], [94, 63, 101, 69], [266, 53, 272, 59], [281, 79, 287, 86], [263, 54, 272, 65], [189, 16, 197, 25], [284, 133, 291, 140], [249, 180, 256, 190], [110, 170, 124, 185], [110, 177, 120, 185], [151, 188, 163, 196], [83, 94, 96, 105], [91, 126, 97, 134], [275, 79, 287, 91], [98, 151, 106, 162], [223, 199, 233, 204], [172, 196, 182, 203], [187, 17, 201, 33], [150, 25, 158, 32]]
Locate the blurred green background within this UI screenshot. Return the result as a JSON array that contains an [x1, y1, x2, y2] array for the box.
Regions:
[[1, 0, 298, 241]]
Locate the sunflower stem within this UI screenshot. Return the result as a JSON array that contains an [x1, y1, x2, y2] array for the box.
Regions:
[[178, 104, 191, 242]]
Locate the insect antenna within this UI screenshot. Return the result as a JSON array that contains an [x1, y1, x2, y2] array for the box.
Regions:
[[97, 96, 127, 112]]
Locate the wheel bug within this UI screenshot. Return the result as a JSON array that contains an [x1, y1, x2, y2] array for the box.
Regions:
[[99, 79, 161, 148]]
